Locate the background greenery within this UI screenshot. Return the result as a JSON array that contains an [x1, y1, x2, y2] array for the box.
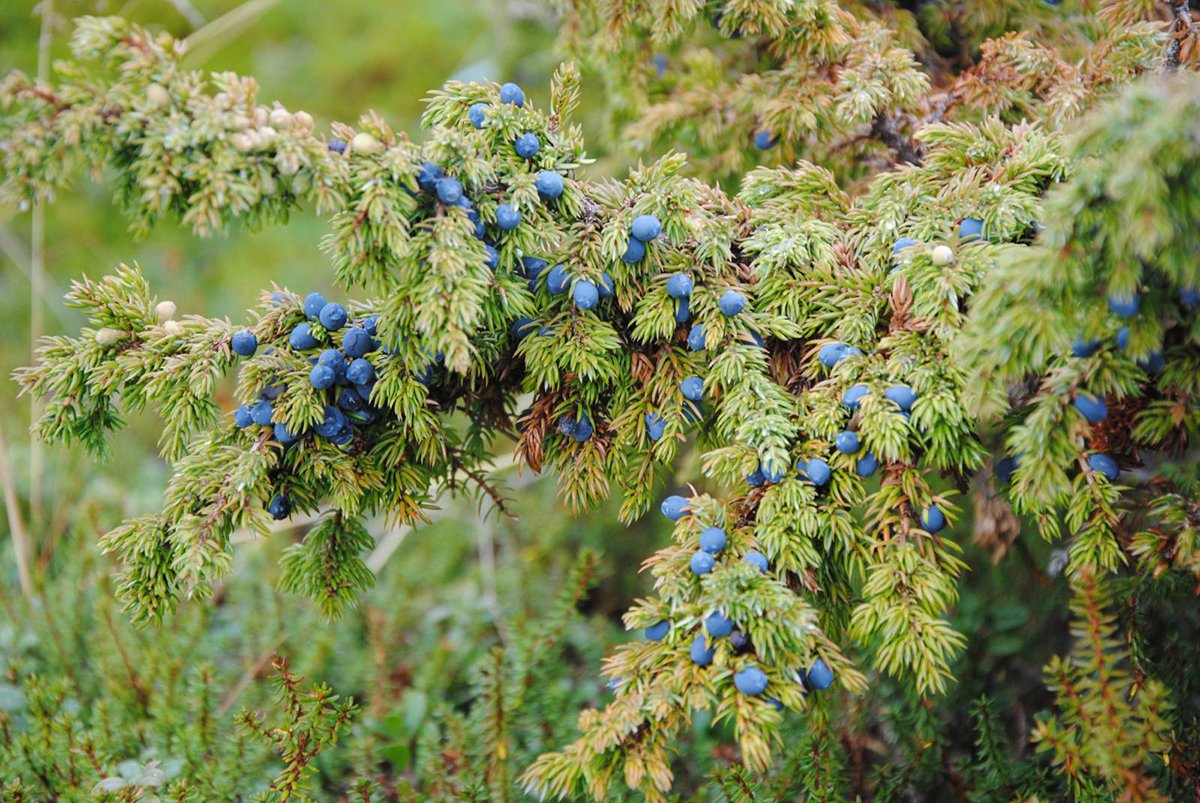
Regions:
[[2, 1, 1175, 800]]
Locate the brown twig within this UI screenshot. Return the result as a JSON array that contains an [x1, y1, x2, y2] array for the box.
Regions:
[[457, 458, 517, 521], [1164, 0, 1195, 72], [217, 636, 286, 717], [870, 111, 925, 166], [101, 601, 151, 710]]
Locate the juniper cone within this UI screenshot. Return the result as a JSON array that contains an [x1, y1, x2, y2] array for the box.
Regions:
[[856, 451, 879, 477], [621, 236, 645, 263], [644, 411, 666, 441], [744, 551, 769, 574], [673, 299, 691, 328], [698, 526, 727, 553], [303, 292, 327, 320], [734, 666, 769, 696], [597, 272, 615, 297], [1073, 393, 1108, 423], [666, 273, 694, 298], [435, 176, 463, 204], [681, 375, 704, 401], [958, 217, 985, 242], [545, 263, 571, 295], [498, 81, 524, 106], [644, 620, 670, 641], [5, 8, 1200, 803], [754, 130, 778, 150], [535, 170, 564, 199], [468, 101, 487, 128], [230, 330, 258, 357], [704, 611, 734, 637], [515, 132, 540, 159], [807, 658, 835, 691], [233, 405, 253, 429]]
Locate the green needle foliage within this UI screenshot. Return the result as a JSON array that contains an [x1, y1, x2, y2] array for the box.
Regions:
[[1031, 570, 1174, 801], [3, 3, 1199, 800], [0, 651, 353, 801]]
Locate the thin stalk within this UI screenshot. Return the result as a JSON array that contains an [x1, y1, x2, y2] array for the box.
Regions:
[[30, 0, 55, 522], [0, 422, 33, 600]]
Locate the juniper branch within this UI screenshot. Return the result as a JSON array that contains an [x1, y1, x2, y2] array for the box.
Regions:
[[3, 12, 1198, 802]]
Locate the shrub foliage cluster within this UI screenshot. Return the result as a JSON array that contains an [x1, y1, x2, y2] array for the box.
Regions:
[[2, 1, 1198, 799]]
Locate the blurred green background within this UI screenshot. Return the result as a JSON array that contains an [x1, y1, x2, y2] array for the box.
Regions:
[[0, 2, 1098, 798]]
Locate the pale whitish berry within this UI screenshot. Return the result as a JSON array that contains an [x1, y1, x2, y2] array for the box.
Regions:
[[931, 245, 954, 266], [146, 84, 170, 108], [163, 320, 184, 336], [351, 132, 384, 155], [293, 111, 314, 131], [95, 327, 124, 345], [155, 300, 177, 321], [269, 107, 294, 129]]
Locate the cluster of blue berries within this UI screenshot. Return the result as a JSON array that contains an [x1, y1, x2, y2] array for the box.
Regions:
[[415, 160, 499, 243], [558, 367, 708, 450], [620, 224, 752, 352], [1070, 289, 1170, 374], [886, 228, 1200, 490], [558, 410, 594, 442], [1057, 280, 1196, 485], [658, 496, 768, 578], [229, 294, 393, 519], [621, 213, 661, 265], [667, 269, 747, 336], [836, 381, 943, 530], [1070, 390, 1120, 481], [992, 394, 1120, 490], [641, 493, 836, 702], [683, 305, 752, 355], [642, 374, 708, 444], [423, 82, 568, 283], [743, 380, 913, 490], [540, 258, 614, 310]]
